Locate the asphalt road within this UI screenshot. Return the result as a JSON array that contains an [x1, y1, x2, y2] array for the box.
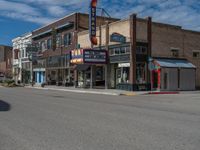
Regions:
[[0, 87, 200, 150]]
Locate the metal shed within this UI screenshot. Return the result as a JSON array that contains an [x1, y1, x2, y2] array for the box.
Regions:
[[150, 58, 196, 91]]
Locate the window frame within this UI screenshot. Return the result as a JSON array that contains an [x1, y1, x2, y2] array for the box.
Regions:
[[192, 50, 200, 58]]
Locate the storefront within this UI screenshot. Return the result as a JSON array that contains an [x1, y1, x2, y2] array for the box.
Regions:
[[33, 68, 45, 84], [149, 58, 196, 91], [71, 49, 107, 88], [109, 43, 150, 91], [46, 55, 72, 86]]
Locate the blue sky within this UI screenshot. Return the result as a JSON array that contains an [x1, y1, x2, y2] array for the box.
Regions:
[[0, 0, 200, 46]]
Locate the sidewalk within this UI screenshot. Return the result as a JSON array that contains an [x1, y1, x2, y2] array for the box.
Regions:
[[25, 85, 149, 96]]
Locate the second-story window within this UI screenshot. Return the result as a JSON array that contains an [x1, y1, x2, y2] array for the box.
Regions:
[[136, 46, 147, 54], [40, 41, 46, 52], [171, 48, 179, 57], [21, 49, 24, 58], [56, 35, 61, 48], [109, 46, 130, 56], [193, 51, 200, 58], [64, 33, 72, 47], [47, 39, 52, 50]]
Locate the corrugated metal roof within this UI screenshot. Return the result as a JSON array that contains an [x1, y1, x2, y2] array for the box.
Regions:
[[155, 58, 196, 69]]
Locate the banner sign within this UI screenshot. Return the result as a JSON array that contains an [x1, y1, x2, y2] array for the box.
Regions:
[[70, 49, 107, 64], [89, 0, 98, 45], [110, 32, 126, 43]]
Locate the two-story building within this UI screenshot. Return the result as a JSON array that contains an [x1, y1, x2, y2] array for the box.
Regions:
[[77, 14, 200, 91], [0, 45, 12, 79], [31, 12, 118, 86]]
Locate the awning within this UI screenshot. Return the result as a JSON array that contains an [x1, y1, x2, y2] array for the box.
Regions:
[[74, 65, 90, 71], [153, 58, 196, 69]]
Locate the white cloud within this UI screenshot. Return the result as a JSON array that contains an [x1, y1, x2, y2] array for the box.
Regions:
[[2, 12, 55, 25], [46, 6, 67, 17], [0, 0, 200, 31], [0, 0, 55, 25], [0, 0, 40, 15]]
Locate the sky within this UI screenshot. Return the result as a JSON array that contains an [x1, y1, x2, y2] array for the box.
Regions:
[[0, 0, 200, 46]]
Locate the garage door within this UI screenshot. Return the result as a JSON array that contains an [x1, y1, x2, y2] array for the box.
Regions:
[[180, 69, 196, 90]]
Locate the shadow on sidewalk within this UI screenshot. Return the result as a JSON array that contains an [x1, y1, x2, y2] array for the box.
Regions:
[[0, 100, 11, 111]]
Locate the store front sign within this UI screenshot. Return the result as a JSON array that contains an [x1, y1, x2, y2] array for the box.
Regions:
[[84, 49, 107, 64], [110, 54, 130, 63], [110, 33, 126, 43], [70, 49, 107, 64], [118, 63, 130, 67]]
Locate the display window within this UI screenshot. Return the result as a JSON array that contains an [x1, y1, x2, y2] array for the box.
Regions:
[[116, 67, 130, 84], [136, 63, 146, 84]]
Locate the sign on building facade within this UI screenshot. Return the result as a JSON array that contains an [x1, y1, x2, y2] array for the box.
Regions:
[[70, 49, 107, 64], [110, 32, 126, 43], [89, 0, 98, 45]]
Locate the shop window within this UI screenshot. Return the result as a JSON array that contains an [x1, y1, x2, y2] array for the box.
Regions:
[[116, 67, 129, 84], [136, 63, 146, 84], [64, 33, 72, 46], [193, 51, 200, 58], [171, 49, 179, 57], [47, 39, 52, 49]]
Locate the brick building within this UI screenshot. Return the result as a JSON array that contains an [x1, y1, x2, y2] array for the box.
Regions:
[[32, 12, 118, 85], [0, 45, 13, 78], [77, 14, 200, 91]]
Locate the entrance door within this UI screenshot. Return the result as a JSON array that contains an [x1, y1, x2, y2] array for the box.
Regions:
[[153, 71, 158, 89], [115, 68, 122, 86], [152, 69, 161, 90]]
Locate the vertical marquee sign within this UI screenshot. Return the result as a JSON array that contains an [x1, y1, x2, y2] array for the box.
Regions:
[[89, 0, 98, 45]]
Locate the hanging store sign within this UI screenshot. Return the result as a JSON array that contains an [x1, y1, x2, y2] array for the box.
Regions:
[[70, 49, 107, 64], [110, 32, 126, 43], [89, 0, 98, 45], [70, 49, 84, 64]]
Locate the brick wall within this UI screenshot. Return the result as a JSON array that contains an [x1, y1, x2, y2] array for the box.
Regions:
[[183, 30, 200, 88], [152, 23, 184, 57], [33, 13, 118, 57]]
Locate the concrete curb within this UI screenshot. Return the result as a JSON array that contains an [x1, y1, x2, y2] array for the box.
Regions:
[[26, 86, 121, 96], [148, 91, 180, 95]]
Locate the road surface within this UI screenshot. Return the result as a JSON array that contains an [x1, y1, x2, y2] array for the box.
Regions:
[[0, 87, 200, 150]]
